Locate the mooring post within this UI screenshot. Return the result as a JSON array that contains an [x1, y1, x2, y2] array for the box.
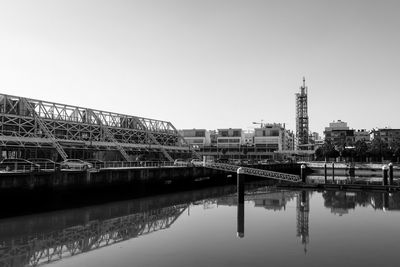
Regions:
[[301, 164, 306, 183], [383, 192, 389, 211], [237, 167, 244, 238], [332, 162, 335, 183], [324, 163, 327, 184], [382, 165, 388, 186], [388, 163, 394, 185]]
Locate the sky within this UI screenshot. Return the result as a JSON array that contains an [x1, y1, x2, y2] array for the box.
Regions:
[[1, 0, 400, 136]]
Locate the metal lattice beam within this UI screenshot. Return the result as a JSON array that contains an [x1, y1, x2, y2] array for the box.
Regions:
[[0, 93, 189, 158], [89, 109, 130, 161], [20, 97, 68, 160], [0, 205, 187, 267]]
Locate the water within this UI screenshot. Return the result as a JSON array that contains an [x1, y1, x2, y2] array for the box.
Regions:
[[1, 182, 399, 267]]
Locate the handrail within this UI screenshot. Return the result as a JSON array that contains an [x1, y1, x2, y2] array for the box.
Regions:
[[203, 162, 301, 183]]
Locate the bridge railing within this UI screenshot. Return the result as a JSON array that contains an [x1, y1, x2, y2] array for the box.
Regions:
[[203, 162, 301, 183]]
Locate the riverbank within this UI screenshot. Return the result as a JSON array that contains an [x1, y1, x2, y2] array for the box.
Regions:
[[304, 161, 400, 171]]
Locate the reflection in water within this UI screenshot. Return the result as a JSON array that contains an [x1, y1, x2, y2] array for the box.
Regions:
[[0, 185, 240, 267], [0, 204, 187, 267], [296, 191, 309, 254], [322, 190, 400, 214], [1, 183, 400, 267], [237, 171, 245, 238]]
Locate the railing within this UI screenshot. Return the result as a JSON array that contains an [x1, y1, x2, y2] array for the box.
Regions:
[[101, 161, 177, 169], [0, 161, 183, 173], [203, 162, 301, 183]]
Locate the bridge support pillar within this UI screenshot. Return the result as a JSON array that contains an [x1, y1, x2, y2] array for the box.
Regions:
[[237, 167, 244, 238], [332, 162, 335, 183], [324, 163, 327, 184]]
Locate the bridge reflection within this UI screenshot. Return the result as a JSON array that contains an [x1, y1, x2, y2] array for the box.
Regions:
[[0, 205, 187, 266], [0, 184, 243, 267], [1, 184, 399, 266]]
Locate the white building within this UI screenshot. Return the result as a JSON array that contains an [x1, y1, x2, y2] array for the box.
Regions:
[[243, 131, 254, 146], [254, 123, 294, 152], [180, 129, 211, 148], [217, 128, 243, 148]]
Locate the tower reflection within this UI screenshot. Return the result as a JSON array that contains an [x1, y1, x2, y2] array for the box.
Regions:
[[296, 191, 310, 254]]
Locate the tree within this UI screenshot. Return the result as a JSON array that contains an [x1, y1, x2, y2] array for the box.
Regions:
[[354, 140, 368, 162], [316, 140, 339, 161], [342, 147, 356, 162], [368, 138, 390, 162]]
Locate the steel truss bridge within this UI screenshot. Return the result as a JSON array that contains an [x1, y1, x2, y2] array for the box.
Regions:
[[0, 93, 301, 182], [0, 93, 191, 161], [0, 204, 187, 267]]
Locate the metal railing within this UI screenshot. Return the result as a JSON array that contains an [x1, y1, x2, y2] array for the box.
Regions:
[[0, 161, 188, 173], [203, 162, 301, 183], [99, 161, 178, 169]]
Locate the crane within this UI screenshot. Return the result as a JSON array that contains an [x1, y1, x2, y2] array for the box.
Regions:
[[252, 120, 265, 128]]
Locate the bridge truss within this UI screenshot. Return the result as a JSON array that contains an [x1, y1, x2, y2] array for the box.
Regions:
[[0, 204, 187, 267], [0, 94, 191, 161]]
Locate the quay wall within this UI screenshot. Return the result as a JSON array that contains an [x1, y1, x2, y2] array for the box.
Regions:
[[0, 163, 302, 191], [305, 162, 400, 170], [306, 162, 400, 176], [0, 167, 225, 191], [0, 163, 299, 217]]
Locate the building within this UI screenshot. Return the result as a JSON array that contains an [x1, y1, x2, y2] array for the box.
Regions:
[[311, 132, 321, 142], [180, 123, 296, 161], [324, 120, 350, 131], [370, 128, 400, 147], [217, 128, 243, 149], [283, 129, 296, 151], [179, 129, 211, 148], [354, 129, 370, 142], [243, 131, 254, 146], [295, 77, 309, 149], [254, 123, 294, 152], [324, 120, 355, 147]]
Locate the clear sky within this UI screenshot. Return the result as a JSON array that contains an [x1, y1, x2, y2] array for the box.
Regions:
[[1, 0, 399, 135]]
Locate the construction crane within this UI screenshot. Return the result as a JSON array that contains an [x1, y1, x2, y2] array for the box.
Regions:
[[252, 120, 265, 128]]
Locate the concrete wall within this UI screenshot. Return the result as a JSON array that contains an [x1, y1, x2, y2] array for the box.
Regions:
[[0, 167, 224, 191]]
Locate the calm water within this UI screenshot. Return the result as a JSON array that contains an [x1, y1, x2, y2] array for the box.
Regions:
[[1, 182, 399, 267]]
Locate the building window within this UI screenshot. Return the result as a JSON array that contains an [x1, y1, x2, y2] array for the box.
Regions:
[[271, 130, 279, 136], [195, 131, 205, 137]]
